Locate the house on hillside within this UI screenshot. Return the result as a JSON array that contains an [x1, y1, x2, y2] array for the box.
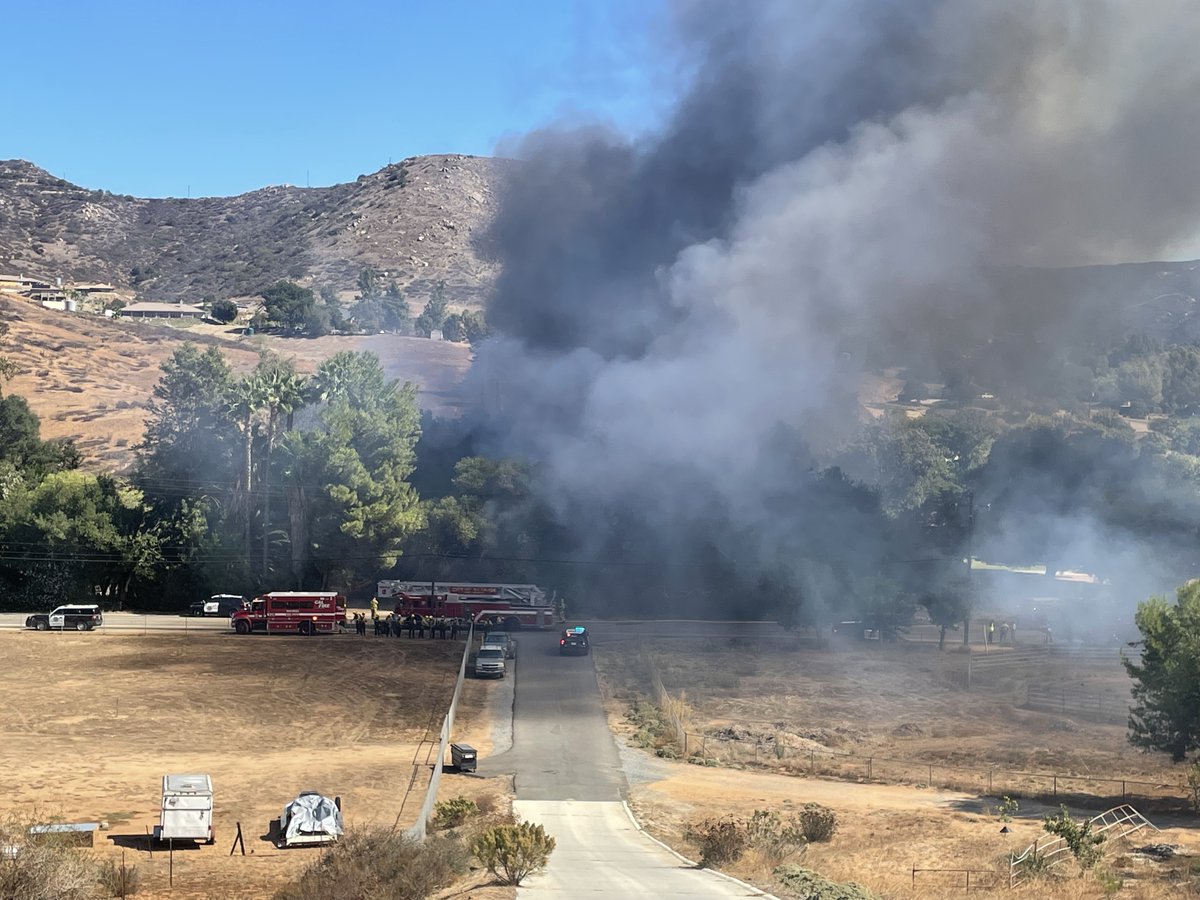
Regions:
[[1, 274, 53, 291], [121, 302, 204, 319], [28, 289, 68, 307]]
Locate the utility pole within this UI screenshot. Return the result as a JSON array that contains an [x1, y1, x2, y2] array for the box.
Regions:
[[963, 490, 974, 647]]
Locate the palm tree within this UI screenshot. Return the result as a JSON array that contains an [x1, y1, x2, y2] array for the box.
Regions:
[[257, 362, 308, 574], [226, 374, 267, 568]]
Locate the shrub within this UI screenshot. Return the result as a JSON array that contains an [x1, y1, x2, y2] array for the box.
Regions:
[[1095, 868, 1123, 895], [773, 864, 877, 899], [474, 794, 498, 817], [684, 817, 747, 868], [274, 828, 467, 900], [994, 796, 1019, 823], [745, 809, 807, 865], [98, 858, 141, 897], [434, 796, 479, 830], [1043, 805, 1105, 871], [470, 821, 555, 886], [796, 803, 838, 843], [0, 813, 96, 900]]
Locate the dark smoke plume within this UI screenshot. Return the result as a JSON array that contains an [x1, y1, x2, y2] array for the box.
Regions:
[[468, 0, 1200, 620]]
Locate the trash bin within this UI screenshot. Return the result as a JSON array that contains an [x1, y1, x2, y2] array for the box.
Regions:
[[450, 743, 477, 773]]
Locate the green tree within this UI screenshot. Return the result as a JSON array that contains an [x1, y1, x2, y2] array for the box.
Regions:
[[462, 309, 490, 344], [0, 472, 157, 608], [261, 281, 319, 335], [1162, 346, 1200, 415], [349, 297, 384, 333], [0, 394, 79, 476], [226, 373, 268, 563], [442, 313, 466, 342], [381, 280, 411, 332], [918, 570, 973, 650], [415, 281, 449, 337], [254, 357, 308, 575], [1125, 582, 1200, 761], [210, 298, 238, 324], [850, 418, 958, 517], [357, 267, 381, 298], [278, 352, 423, 587]]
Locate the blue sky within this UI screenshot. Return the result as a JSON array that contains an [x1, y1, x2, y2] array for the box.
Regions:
[[4, 0, 676, 198]]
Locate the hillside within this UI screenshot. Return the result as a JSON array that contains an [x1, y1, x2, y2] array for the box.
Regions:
[[0, 155, 512, 306], [0, 295, 473, 470]]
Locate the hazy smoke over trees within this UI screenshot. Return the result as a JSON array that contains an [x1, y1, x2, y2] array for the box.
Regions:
[[468, 0, 1200, 617]]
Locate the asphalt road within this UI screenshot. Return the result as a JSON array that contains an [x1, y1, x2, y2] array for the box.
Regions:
[[496, 629, 772, 899]]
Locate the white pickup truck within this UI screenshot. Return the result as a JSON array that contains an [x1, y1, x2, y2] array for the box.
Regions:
[[474, 644, 506, 678]]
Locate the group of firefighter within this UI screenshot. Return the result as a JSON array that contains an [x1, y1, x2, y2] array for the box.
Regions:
[[350, 608, 464, 639]]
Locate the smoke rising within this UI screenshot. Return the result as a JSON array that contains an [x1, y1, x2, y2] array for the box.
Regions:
[[468, 0, 1200, 620]]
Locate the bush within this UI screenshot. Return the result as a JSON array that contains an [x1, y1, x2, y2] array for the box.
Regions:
[[0, 813, 97, 900], [745, 809, 807, 866], [470, 821, 556, 886], [796, 803, 838, 843], [773, 864, 877, 899], [684, 817, 747, 868], [98, 858, 141, 897], [274, 828, 467, 900], [1043, 805, 1105, 871], [434, 796, 479, 830]]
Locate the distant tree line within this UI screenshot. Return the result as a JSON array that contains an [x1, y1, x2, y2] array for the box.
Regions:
[[249, 272, 490, 343]]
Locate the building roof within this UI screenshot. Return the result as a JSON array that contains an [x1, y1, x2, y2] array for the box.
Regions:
[[122, 302, 204, 314]]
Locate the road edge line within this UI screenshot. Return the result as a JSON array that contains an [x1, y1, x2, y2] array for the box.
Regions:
[[619, 801, 780, 899]]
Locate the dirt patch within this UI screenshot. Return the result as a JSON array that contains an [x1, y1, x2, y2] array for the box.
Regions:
[[0, 631, 502, 898]]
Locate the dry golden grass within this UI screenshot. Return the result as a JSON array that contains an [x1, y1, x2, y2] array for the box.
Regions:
[[2, 296, 474, 471], [0, 630, 500, 899], [598, 639, 1200, 897]]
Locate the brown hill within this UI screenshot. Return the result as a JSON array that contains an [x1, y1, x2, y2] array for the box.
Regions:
[[0, 155, 511, 307], [1, 295, 473, 471]]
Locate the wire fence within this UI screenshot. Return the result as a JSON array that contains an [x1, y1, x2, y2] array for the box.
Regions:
[[642, 648, 686, 752], [677, 728, 1186, 809]]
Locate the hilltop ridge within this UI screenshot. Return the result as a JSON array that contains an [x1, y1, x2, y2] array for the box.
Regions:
[[0, 154, 513, 305]]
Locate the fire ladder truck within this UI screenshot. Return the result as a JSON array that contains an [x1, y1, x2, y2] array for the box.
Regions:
[[378, 581, 557, 630]]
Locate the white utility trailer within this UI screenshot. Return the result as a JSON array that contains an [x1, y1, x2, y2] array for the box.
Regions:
[[153, 774, 214, 844]]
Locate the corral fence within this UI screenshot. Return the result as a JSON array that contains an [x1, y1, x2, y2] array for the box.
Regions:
[[950, 645, 1140, 691], [402, 620, 475, 841], [1009, 804, 1157, 888], [1024, 684, 1131, 724], [911, 867, 1000, 894], [679, 728, 1186, 810]]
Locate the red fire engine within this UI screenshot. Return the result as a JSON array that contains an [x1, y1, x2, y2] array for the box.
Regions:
[[380, 581, 555, 630], [231, 592, 347, 635]]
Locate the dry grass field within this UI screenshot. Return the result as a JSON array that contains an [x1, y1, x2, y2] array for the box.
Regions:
[[1, 296, 474, 470], [596, 639, 1200, 898], [0, 630, 502, 899]]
